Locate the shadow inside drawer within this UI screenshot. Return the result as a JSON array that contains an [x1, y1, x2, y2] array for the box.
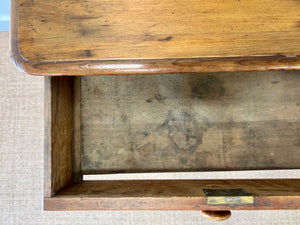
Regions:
[[80, 71, 300, 174]]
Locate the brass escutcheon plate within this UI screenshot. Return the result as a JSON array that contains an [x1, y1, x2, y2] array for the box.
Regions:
[[203, 189, 254, 205]]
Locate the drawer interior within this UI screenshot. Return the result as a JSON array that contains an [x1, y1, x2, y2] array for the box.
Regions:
[[80, 71, 300, 174], [44, 71, 300, 210]]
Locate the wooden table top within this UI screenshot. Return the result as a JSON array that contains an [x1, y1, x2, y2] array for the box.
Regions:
[[11, 0, 300, 75]]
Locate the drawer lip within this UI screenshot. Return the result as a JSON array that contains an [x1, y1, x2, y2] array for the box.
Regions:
[[44, 195, 300, 211], [10, 0, 300, 76], [44, 179, 300, 211]]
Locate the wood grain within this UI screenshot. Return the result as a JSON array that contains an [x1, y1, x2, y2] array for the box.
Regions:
[[11, 0, 300, 75], [44, 77, 74, 196], [44, 179, 300, 210], [72, 77, 82, 183], [81, 71, 300, 173]]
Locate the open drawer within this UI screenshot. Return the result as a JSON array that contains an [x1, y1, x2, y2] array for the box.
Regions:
[[44, 71, 300, 217]]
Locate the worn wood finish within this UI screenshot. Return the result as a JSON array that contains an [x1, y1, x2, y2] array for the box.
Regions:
[[44, 77, 74, 196], [72, 77, 82, 183], [81, 71, 300, 173], [44, 180, 300, 210], [11, 0, 300, 75], [10, 56, 300, 76], [17, 0, 300, 61]]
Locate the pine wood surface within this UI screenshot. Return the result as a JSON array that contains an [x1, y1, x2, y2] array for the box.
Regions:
[[11, 0, 300, 75], [44, 77, 74, 196], [44, 179, 300, 210]]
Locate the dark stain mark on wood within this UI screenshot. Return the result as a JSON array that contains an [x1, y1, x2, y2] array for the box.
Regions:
[[67, 15, 100, 20], [78, 50, 93, 58], [143, 132, 149, 137], [158, 36, 173, 42], [272, 81, 280, 84], [144, 34, 155, 41], [248, 129, 261, 140], [85, 50, 92, 57], [35, 53, 46, 60], [93, 87, 101, 95], [157, 110, 205, 152], [146, 98, 153, 102], [146, 93, 166, 103], [191, 76, 225, 99], [77, 28, 98, 36], [121, 115, 128, 123], [41, 19, 49, 23], [155, 93, 162, 101]]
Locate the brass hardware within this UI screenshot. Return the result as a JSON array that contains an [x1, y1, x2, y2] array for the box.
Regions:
[[203, 189, 254, 206]]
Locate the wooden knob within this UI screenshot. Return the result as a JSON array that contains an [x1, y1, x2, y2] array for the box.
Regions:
[[201, 210, 231, 221]]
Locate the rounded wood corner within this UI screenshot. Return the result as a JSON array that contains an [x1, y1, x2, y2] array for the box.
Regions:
[[10, 41, 31, 74]]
